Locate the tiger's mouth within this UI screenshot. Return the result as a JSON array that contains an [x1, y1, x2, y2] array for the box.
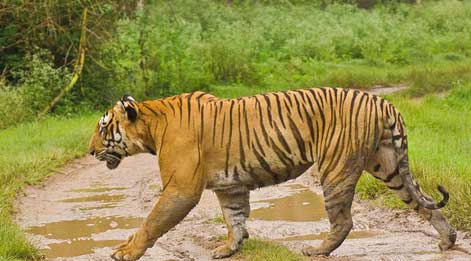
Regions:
[[96, 151, 123, 170]]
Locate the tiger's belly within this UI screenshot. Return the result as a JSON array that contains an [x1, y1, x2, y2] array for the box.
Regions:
[[205, 163, 313, 191]]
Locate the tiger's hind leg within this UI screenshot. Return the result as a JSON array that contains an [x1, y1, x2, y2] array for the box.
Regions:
[[366, 144, 456, 251], [212, 186, 250, 259], [302, 165, 362, 256]]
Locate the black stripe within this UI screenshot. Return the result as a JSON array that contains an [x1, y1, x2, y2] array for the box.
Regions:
[[225, 101, 236, 177], [255, 96, 270, 145], [282, 91, 293, 107], [187, 92, 195, 126], [167, 101, 176, 115], [302, 105, 315, 142], [288, 117, 307, 161], [273, 121, 292, 154], [242, 100, 251, 148], [269, 137, 295, 167], [178, 96, 183, 127], [273, 93, 286, 128], [252, 140, 280, 184], [200, 106, 205, 144], [212, 102, 219, 145], [263, 94, 274, 128], [253, 130, 266, 157], [221, 111, 226, 147], [141, 103, 160, 116], [293, 93, 304, 121]]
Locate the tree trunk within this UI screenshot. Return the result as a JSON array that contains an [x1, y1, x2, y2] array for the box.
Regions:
[[38, 8, 87, 118]]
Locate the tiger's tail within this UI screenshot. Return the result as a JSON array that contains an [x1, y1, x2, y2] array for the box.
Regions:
[[392, 112, 449, 210], [398, 155, 449, 210]]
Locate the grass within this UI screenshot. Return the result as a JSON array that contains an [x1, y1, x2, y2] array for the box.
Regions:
[[206, 215, 225, 224], [0, 114, 98, 260], [357, 84, 471, 231], [209, 60, 471, 98], [237, 238, 304, 261]]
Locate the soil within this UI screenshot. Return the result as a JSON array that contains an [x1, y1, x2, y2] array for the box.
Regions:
[[14, 87, 471, 260]]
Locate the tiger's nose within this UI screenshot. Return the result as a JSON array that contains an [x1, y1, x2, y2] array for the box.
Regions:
[[89, 149, 96, 156]]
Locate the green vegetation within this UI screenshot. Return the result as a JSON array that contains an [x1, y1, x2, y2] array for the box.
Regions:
[[2, 1, 471, 127], [206, 215, 226, 224], [237, 238, 304, 261], [0, 114, 98, 259], [357, 84, 471, 231]]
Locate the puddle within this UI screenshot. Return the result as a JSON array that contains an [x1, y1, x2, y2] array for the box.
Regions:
[[79, 203, 117, 211], [59, 194, 126, 203], [69, 187, 127, 193], [26, 216, 143, 239], [41, 239, 124, 258], [250, 187, 327, 222], [26, 216, 143, 258], [277, 230, 383, 241]]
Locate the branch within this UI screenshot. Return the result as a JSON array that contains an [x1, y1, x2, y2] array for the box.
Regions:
[[38, 7, 87, 118]]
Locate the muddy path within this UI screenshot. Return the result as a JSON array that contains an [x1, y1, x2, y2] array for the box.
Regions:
[[15, 86, 471, 260]]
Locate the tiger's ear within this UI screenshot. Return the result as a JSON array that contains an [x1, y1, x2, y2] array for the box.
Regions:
[[118, 95, 138, 122]]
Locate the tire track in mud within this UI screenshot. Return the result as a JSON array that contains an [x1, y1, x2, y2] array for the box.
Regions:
[[14, 86, 471, 260]]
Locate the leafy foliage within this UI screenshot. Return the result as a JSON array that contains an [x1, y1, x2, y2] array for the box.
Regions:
[[2, 0, 471, 129]]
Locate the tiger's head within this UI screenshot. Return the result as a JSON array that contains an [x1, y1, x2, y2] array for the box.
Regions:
[[88, 95, 152, 169]]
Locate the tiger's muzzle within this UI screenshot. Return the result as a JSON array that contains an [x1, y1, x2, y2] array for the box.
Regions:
[[95, 150, 123, 170]]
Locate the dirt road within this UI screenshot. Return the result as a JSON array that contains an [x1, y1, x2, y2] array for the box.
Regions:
[[15, 153, 471, 260], [14, 86, 471, 260]]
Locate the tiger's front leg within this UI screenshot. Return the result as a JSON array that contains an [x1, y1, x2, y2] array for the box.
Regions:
[[212, 186, 250, 259], [111, 188, 202, 260], [112, 146, 206, 260]]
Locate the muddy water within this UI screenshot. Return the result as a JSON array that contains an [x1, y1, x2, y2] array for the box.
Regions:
[[41, 239, 124, 258], [60, 194, 126, 203], [27, 215, 143, 258], [277, 230, 383, 241], [69, 187, 127, 193], [26, 216, 143, 239], [26, 186, 145, 259], [250, 186, 327, 222]]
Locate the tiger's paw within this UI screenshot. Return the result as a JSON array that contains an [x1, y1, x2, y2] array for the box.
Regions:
[[211, 244, 237, 259], [301, 246, 330, 257], [111, 240, 147, 261], [438, 233, 457, 251]]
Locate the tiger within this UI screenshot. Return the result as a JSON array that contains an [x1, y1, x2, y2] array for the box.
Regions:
[[88, 88, 456, 261]]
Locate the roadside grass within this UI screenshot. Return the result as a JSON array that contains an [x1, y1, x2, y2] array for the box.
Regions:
[[0, 114, 98, 260], [237, 238, 304, 261], [357, 83, 471, 231], [209, 60, 471, 98], [206, 215, 225, 224]]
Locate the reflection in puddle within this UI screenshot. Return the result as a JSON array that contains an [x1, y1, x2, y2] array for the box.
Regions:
[[26, 216, 143, 258], [26, 216, 143, 239], [69, 187, 127, 193], [277, 230, 383, 241], [79, 203, 117, 211], [42, 239, 124, 258], [250, 187, 327, 222], [59, 194, 125, 203]]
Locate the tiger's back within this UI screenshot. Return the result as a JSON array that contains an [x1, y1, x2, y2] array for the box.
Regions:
[[189, 88, 397, 191]]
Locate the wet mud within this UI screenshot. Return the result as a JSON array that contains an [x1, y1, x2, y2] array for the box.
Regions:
[[250, 187, 327, 222]]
